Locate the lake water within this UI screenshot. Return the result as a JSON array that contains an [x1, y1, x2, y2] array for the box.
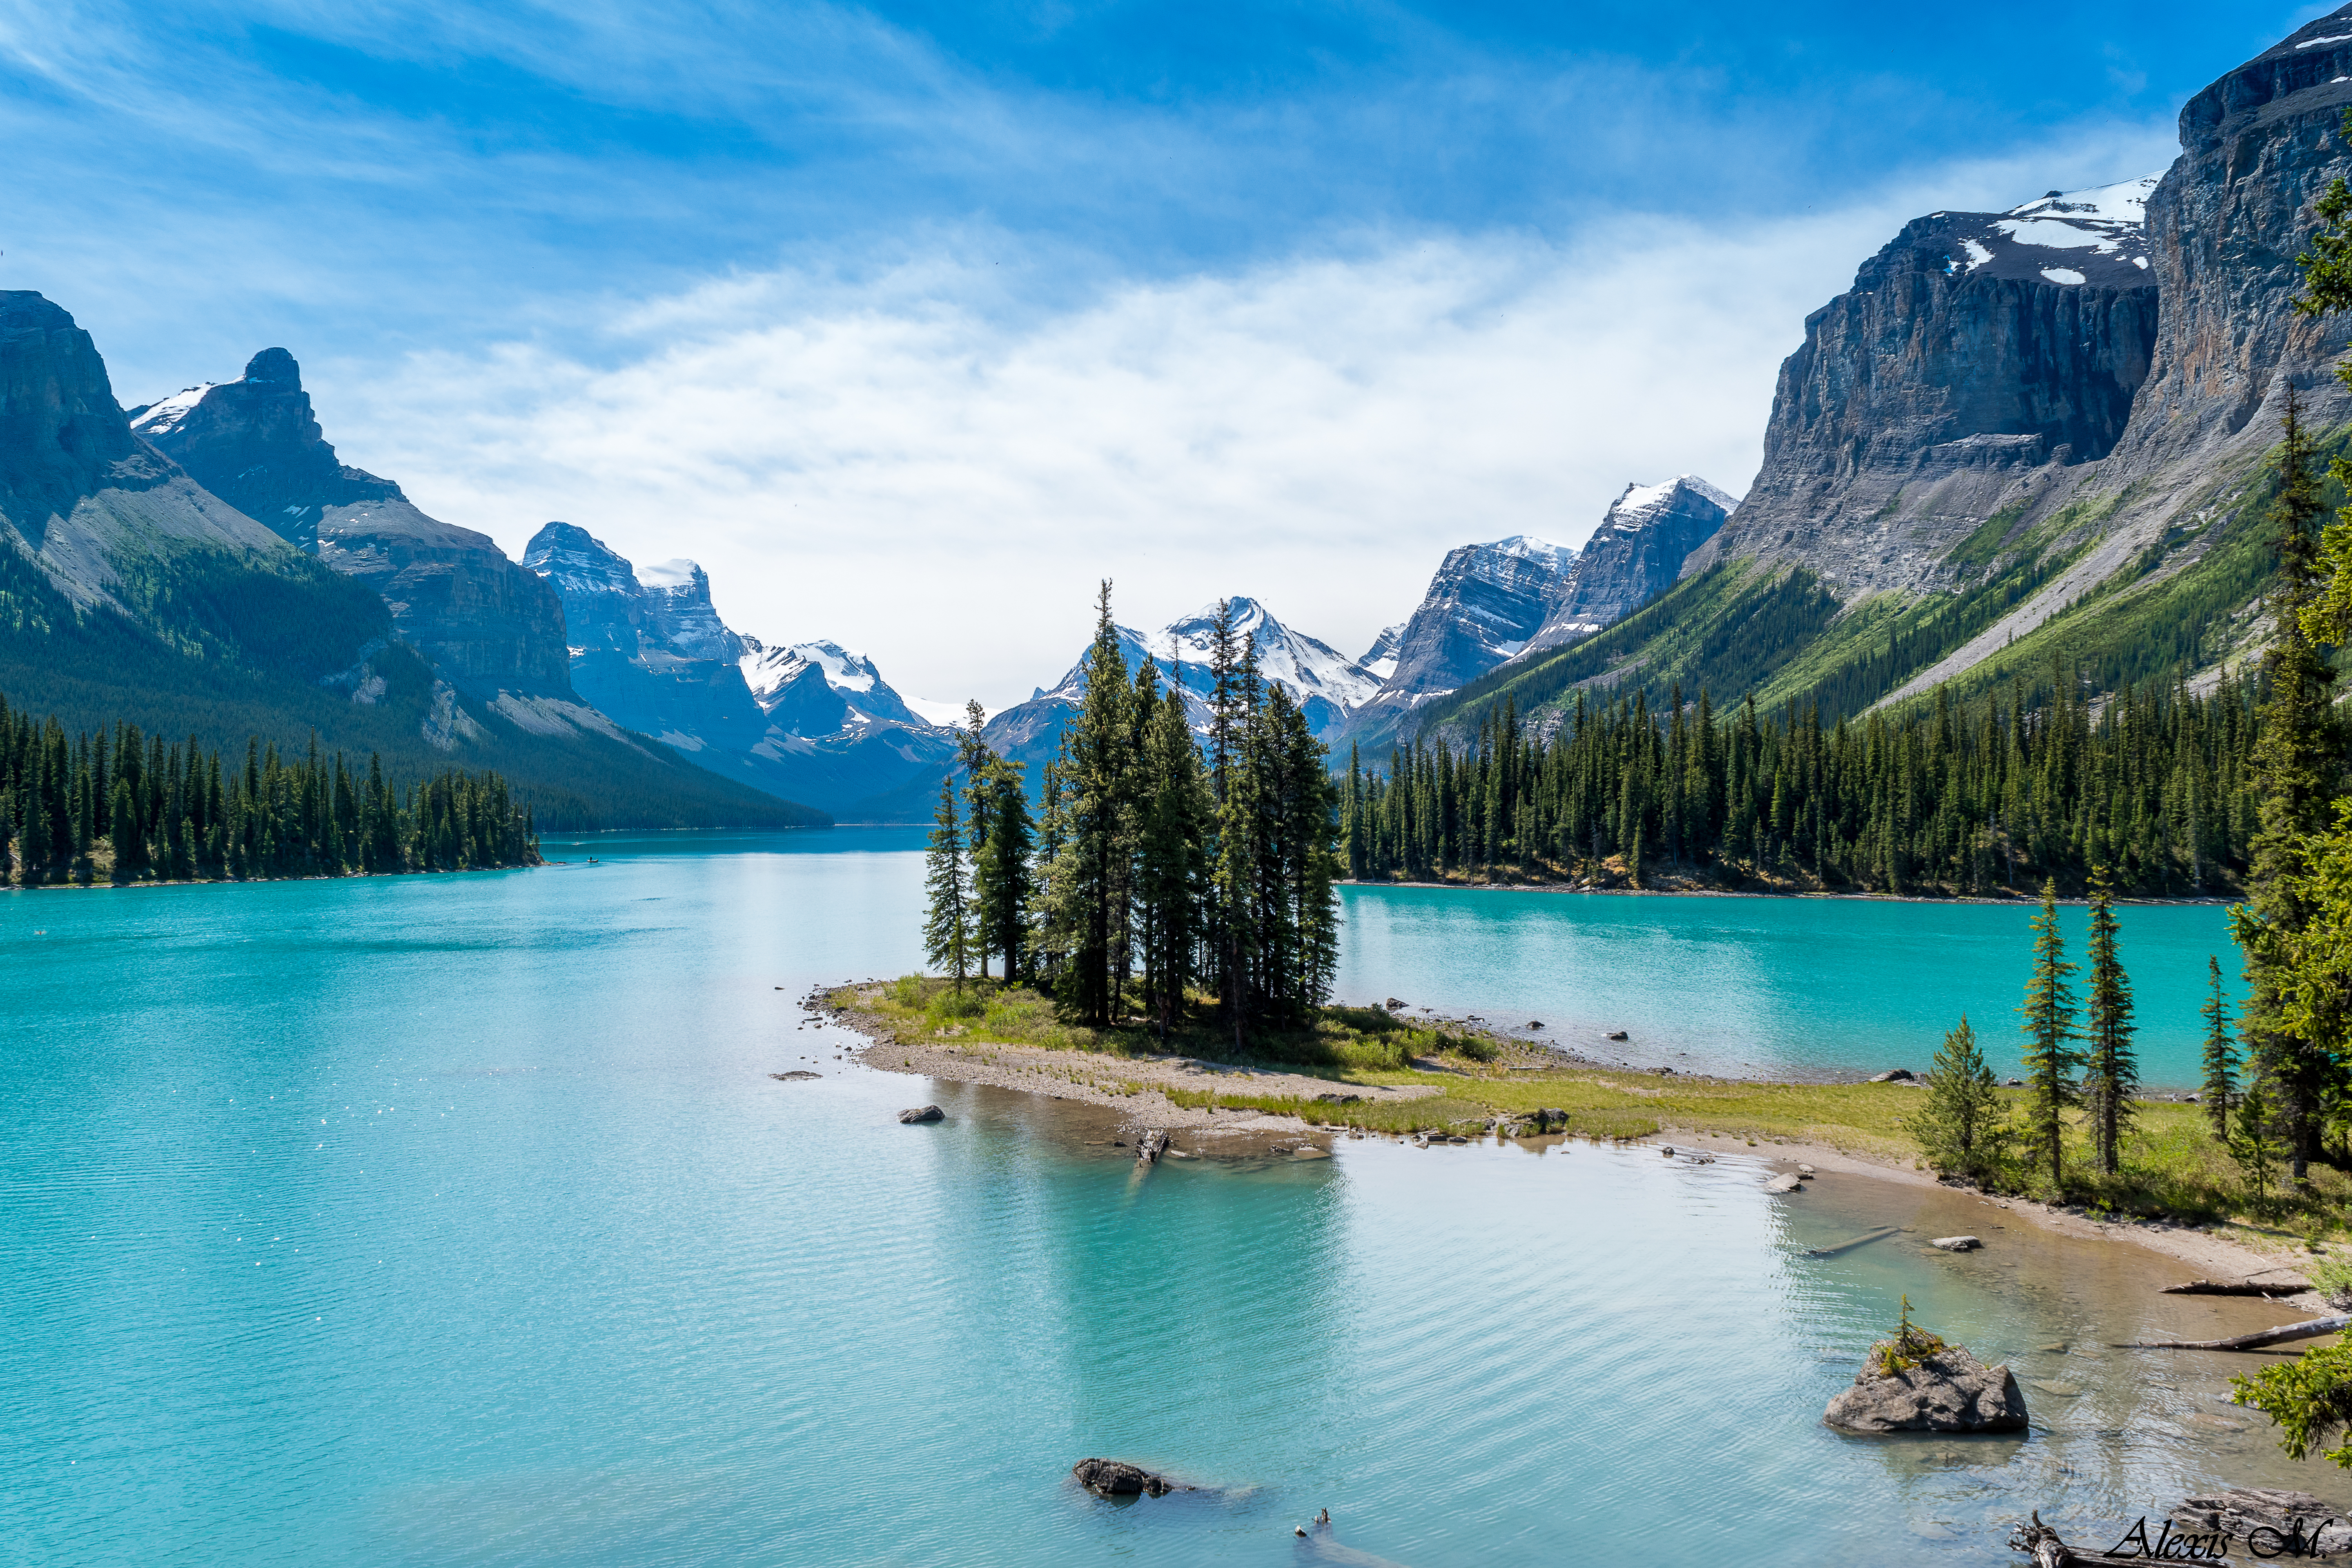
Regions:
[[3, 829, 2325, 1567], [1336, 883, 2242, 1087]]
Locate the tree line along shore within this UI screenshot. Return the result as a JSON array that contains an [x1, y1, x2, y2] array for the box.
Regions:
[[0, 691, 539, 886]]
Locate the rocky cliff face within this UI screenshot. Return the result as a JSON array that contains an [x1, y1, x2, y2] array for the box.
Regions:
[[522, 524, 954, 818], [136, 353, 576, 701], [0, 293, 289, 610], [1880, 6, 2352, 702], [1335, 535, 1572, 750], [1683, 177, 2164, 595], [521, 523, 766, 753], [1525, 477, 1733, 654]]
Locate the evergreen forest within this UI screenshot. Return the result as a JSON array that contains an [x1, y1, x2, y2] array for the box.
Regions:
[[0, 688, 540, 886], [924, 586, 1341, 1047], [1344, 673, 2264, 898]]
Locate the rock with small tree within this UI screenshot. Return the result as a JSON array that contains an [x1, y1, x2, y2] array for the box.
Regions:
[[1823, 1298, 2028, 1434]]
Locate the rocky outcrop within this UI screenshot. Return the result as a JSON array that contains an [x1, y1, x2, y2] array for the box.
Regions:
[[1071, 1459, 1180, 1498], [523, 523, 954, 817], [1339, 537, 1572, 750], [1684, 177, 2163, 598], [523, 523, 767, 753], [1525, 479, 1733, 655], [1823, 1338, 2027, 1433], [897, 1105, 945, 1124], [0, 293, 290, 609], [136, 352, 576, 701], [1880, 7, 2352, 704]]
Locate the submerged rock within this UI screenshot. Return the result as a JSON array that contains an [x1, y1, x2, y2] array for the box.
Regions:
[[897, 1105, 945, 1124], [769, 1071, 821, 1081], [1931, 1235, 1982, 1252], [1824, 1335, 2027, 1434], [1072, 1458, 1180, 1498], [1765, 1173, 1804, 1193]]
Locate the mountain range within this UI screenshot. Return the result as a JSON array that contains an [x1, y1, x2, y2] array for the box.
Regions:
[[6, 9, 2334, 828]]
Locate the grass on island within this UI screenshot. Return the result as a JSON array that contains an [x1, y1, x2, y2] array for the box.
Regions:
[[841, 975, 2352, 1242]]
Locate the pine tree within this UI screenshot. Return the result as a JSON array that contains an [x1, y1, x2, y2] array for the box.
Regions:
[[2230, 1069, 2290, 1218], [2081, 864, 2138, 1176], [1904, 1016, 2010, 1187], [1135, 670, 1210, 1038], [2201, 954, 2240, 1141], [2019, 877, 2083, 1192], [1060, 581, 1139, 1025], [2238, 386, 2342, 1180], [958, 699, 996, 981], [973, 757, 1036, 985], [922, 780, 973, 991]]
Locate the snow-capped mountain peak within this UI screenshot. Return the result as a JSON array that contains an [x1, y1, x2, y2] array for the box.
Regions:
[[126, 384, 220, 440], [740, 639, 930, 730], [1928, 172, 2165, 286]]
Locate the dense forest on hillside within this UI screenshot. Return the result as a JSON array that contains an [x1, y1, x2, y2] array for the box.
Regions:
[[0, 539, 825, 833], [1346, 671, 2263, 898], [0, 690, 539, 885]]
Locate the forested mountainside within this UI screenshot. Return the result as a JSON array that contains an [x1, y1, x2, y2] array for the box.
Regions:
[[1408, 7, 2352, 751], [0, 295, 823, 830]]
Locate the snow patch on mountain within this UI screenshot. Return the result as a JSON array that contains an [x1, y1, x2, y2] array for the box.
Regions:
[[740, 638, 931, 730], [126, 384, 218, 440]]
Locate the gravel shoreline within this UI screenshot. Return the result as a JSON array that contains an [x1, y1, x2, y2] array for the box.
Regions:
[[809, 982, 2328, 1294]]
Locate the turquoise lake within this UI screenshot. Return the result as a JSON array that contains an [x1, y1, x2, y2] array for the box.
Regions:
[[3, 829, 2327, 1566]]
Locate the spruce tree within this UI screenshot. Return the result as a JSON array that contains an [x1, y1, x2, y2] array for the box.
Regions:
[[2238, 386, 2342, 1180], [2019, 877, 2083, 1192], [1135, 673, 1210, 1038], [922, 780, 973, 991], [2081, 864, 2138, 1176], [1904, 1016, 2010, 1186], [2230, 1069, 2290, 1217], [973, 758, 1036, 985], [2201, 954, 2240, 1141], [1060, 581, 1138, 1025], [958, 699, 997, 981]]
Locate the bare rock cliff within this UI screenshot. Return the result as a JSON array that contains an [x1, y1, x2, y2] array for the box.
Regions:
[[137, 353, 576, 701]]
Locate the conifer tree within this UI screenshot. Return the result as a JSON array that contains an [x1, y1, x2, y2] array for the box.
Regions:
[[1135, 668, 1210, 1038], [973, 757, 1036, 985], [958, 699, 997, 980], [2081, 864, 2138, 1176], [1060, 581, 1138, 1025], [2230, 1069, 2290, 1217], [922, 779, 973, 991], [2202, 955, 2240, 1141], [2236, 386, 2342, 1180], [2019, 878, 2083, 1192], [1904, 1016, 2010, 1186]]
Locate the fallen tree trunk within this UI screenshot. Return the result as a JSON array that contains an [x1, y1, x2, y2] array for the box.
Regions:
[[1804, 1227, 1901, 1259], [2122, 1314, 2352, 1351], [2160, 1276, 2310, 1298]]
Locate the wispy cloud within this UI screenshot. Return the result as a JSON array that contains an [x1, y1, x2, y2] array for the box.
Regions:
[[316, 127, 2175, 712]]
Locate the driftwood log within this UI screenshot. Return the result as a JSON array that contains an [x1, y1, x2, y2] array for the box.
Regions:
[[2160, 1276, 2311, 1297], [2121, 1313, 2352, 1351], [2007, 1512, 2220, 1567], [1804, 1227, 1900, 1258], [1135, 1129, 1170, 1165]]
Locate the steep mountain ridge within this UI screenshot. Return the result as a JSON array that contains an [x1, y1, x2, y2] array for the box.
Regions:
[[1, 298, 820, 828], [136, 351, 578, 705], [522, 523, 954, 818], [1523, 477, 1734, 655], [1338, 535, 1574, 752], [1405, 7, 2352, 748]]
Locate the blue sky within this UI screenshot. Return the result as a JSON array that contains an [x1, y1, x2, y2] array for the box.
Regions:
[[0, 0, 2335, 708]]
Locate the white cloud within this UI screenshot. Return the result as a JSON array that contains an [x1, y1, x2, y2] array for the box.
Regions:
[[314, 134, 2174, 714]]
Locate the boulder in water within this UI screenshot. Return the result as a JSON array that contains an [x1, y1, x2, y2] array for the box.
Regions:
[[1931, 1235, 1982, 1252], [1072, 1458, 1178, 1498], [897, 1105, 945, 1124], [1869, 1069, 1916, 1083], [1824, 1328, 2026, 1433], [770, 1071, 820, 1082]]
